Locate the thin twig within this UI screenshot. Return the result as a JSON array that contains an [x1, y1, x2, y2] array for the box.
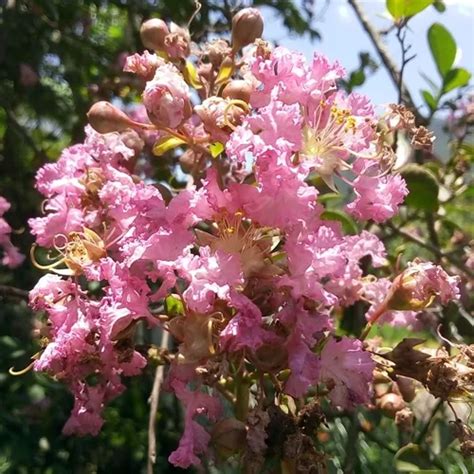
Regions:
[[0, 284, 29, 301], [347, 0, 426, 125], [147, 330, 170, 474], [387, 223, 474, 278]]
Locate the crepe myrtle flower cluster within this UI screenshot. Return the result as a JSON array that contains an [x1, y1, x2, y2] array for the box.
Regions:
[[23, 8, 461, 469]]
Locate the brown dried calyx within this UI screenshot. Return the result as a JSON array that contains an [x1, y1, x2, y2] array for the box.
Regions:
[[382, 338, 474, 401], [451, 419, 474, 458], [385, 103, 435, 152]]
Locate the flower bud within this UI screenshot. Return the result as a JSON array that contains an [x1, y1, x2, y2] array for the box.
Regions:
[[87, 101, 136, 134], [377, 392, 405, 417], [140, 18, 169, 50], [389, 261, 460, 311], [222, 80, 252, 103], [396, 376, 417, 402], [231, 8, 264, 52], [211, 418, 247, 459]]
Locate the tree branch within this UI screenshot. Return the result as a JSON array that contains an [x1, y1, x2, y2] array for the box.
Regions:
[[347, 0, 426, 125], [0, 284, 29, 301], [147, 330, 170, 474]]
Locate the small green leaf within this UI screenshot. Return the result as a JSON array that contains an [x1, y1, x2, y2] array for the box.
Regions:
[[209, 141, 224, 158], [401, 164, 439, 212], [442, 67, 471, 93], [433, 0, 446, 12], [152, 135, 187, 156], [165, 294, 185, 316], [421, 89, 437, 111], [428, 23, 456, 78], [387, 0, 433, 20], [321, 210, 358, 234]]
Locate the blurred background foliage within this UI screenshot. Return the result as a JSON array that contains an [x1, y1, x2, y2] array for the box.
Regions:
[[0, 0, 473, 473]]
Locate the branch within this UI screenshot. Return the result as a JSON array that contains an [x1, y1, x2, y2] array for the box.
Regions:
[[387, 223, 474, 278], [0, 284, 29, 301], [347, 0, 426, 125], [147, 330, 170, 474]]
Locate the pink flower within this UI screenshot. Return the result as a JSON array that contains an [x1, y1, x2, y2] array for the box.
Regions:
[[181, 247, 244, 313], [278, 301, 332, 397], [347, 173, 408, 223], [143, 64, 191, 128], [392, 260, 460, 309], [220, 292, 280, 352], [319, 337, 374, 409], [364, 278, 420, 328], [167, 371, 221, 468], [123, 51, 164, 80]]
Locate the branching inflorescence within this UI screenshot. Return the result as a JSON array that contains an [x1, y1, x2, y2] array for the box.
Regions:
[[22, 7, 469, 471]]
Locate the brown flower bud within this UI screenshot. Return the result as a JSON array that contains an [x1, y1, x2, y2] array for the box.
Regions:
[[140, 18, 169, 50], [377, 392, 406, 417], [222, 80, 252, 103], [396, 376, 417, 402], [231, 8, 264, 52], [211, 418, 247, 459], [87, 101, 136, 134]]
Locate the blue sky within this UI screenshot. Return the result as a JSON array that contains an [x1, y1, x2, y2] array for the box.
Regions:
[[261, 0, 474, 115]]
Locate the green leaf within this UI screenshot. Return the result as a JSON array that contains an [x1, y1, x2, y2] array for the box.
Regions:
[[428, 23, 456, 78], [421, 89, 437, 111], [152, 135, 187, 156], [165, 294, 185, 316], [321, 210, 358, 234], [387, 0, 433, 20], [433, 0, 446, 12], [442, 67, 471, 93], [401, 164, 439, 212]]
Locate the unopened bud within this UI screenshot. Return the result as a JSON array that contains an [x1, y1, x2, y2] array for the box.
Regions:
[[231, 8, 264, 52], [211, 418, 247, 459], [140, 18, 169, 50], [87, 101, 135, 134], [222, 80, 252, 103], [396, 376, 417, 402], [377, 392, 405, 417]]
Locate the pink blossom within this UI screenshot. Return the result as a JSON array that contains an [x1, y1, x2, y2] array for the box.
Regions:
[[123, 51, 164, 80], [220, 292, 280, 352], [181, 247, 244, 313], [143, 64, 191, 128], [364, 278, 420, 328], [347, 173, 408, 223], [319, 337, 374, 409], [168, 373, 221, 468]]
